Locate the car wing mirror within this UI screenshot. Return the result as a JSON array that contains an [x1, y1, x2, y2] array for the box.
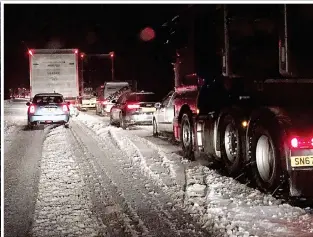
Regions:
[[155, 102, 161, 109], [26, 102, 30, 106]]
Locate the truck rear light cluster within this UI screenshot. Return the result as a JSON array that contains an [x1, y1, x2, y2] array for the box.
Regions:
[[290, 137, 313, 149]]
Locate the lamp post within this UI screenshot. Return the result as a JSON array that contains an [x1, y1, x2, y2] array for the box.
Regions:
[[109, 51, 115, 81], [80, 53, 85, 95]]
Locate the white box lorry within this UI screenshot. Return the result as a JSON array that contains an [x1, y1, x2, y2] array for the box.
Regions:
[[28, 49, 80, 116]]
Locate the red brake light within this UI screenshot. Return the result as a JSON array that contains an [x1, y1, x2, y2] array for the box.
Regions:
[[28, 50, 33, 56], [291, 137, 298, 148], [29, 105, 35, 113], [127, 104, 140, 109], [290, 136, 313, 149], [62, 104, 69, 112]]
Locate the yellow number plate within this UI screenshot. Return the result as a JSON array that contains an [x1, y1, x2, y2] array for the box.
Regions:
[[290, 156, 313, 167], [141, 107, 156, 113]]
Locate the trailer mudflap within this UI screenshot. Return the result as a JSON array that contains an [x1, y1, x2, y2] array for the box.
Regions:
[[289, 170, 313, 198]]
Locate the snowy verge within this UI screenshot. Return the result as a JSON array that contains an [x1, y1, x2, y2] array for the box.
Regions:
[[76, 112, 313, 237]]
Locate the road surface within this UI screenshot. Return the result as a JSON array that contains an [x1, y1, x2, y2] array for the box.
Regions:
[[4, 99, 313, 237]]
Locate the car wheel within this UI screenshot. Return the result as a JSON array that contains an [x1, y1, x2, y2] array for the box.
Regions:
[[152, 118, 158, 137], [120, 113, 127, 130], [109, 114, 114, 125], [181, 112, 194, 160], [101, 108, 105, 116], [27, 122, 34, 130]]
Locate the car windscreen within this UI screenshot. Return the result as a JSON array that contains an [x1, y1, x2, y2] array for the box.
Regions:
[[32, 96, 64, 104], [127, 93, 157, 103]]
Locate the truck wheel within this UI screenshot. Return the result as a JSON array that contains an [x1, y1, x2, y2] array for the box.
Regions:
[[152, 118, 158, 137], [181, 113, 194, 160], [248, 120, 283, 192], [120, 113, 127, 130], [220, 114, 245, 176]]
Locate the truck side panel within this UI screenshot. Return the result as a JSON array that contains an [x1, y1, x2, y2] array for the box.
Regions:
[[30, 53, 78, 98]]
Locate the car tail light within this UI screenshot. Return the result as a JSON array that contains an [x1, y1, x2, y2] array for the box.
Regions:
[[62, 104, 69, 112], [29, 105, 35, 113], [127, 103, 140, 109], [290, 136, 313, 149]]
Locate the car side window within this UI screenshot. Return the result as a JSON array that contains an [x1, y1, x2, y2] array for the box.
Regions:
[[168, 92, 177, 107], [117, 94, 126, 104], [161, 92, 173, 107]]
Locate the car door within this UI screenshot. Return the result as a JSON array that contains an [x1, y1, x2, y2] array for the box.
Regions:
[[113, 93, 129, 120], [163, 92, 177, 132], [156, 91, 174, 132], [111, 94, 124, 120]]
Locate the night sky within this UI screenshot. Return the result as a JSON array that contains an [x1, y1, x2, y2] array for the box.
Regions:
[[4, 4, 185, 98]]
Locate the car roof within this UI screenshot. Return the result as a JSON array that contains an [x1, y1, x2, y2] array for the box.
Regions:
[[34, 93, 63, 97]]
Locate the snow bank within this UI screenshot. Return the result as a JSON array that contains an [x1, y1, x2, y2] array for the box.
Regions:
[[76, 112, 313, 237]]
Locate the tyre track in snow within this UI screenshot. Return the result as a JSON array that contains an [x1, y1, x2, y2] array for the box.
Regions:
[[72, 118, 212, 237], [67, 124, 149, 237], [4, 125, 55, 237], [31, 126, 106, 237]]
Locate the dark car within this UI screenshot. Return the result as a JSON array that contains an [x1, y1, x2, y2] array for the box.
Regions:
[[26, 93, 70, 129], [110, 91, 157, 129], [96, 86, 132, 116]]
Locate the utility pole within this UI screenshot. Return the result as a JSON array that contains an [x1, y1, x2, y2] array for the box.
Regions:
[[80, 53, 85, 96], [109, 51, 115, 81]]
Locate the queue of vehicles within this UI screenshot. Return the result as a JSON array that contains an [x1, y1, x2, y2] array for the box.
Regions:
[[96, 4, 313, 200], [25, 4, 313, 200]]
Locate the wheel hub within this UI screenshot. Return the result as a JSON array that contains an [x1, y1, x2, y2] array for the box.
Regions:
[[182, 120, 190, 147], [255, 135, 274, 182], [224, 123, 238, 162]]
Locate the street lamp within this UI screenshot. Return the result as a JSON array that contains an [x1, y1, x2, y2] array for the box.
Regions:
[[109, 51, 115, 81], [80, 53, 85, 96]]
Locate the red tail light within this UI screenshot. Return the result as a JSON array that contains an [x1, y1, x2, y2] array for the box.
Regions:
[[290, 136, 313, 149], [29, 105, 35, 113], [62, 104, 69, 112], [127, 103, 140, 109]]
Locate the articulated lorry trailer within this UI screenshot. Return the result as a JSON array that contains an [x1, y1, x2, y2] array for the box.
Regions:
[[163, 4, 313, 198]]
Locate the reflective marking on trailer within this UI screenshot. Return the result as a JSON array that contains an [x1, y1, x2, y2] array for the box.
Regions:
[[290, 156, 313, 167]]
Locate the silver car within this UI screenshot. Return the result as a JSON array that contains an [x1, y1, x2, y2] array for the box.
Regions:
[[27, 93, 70, 129]]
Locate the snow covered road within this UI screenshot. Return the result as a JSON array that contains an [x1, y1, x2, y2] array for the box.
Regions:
[[4, 100, 313, 237]]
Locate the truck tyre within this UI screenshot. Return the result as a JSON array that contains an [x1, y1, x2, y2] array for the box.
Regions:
[[248, 119, 283, 192], [220, 114, 245, 176], [181, 112, 194, 160], [152, 118, 158, 137], [120, 113, 127, 130]]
